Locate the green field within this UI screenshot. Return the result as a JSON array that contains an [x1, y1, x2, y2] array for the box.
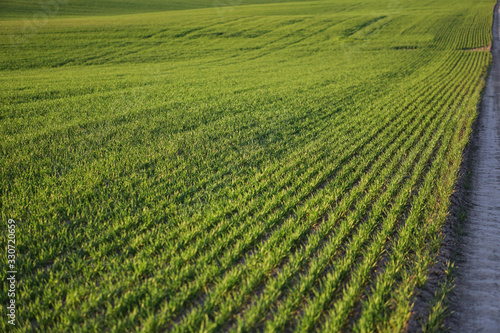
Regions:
[[0, 0, 494, 331]]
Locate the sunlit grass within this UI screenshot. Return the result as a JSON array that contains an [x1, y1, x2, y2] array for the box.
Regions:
[[0, 0, 494, 331]]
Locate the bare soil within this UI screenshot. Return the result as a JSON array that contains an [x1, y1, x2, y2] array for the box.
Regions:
[[469, 45, 492, 52]]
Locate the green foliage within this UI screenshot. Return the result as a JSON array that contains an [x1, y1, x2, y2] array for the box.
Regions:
[[0, 0, 311, 19], [0, 0, 494, 331]]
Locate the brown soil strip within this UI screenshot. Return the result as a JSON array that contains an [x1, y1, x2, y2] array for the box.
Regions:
[[468, 45, 491, 52]]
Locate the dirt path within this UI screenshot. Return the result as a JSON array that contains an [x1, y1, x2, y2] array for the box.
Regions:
[[451, 2, 500, 332]]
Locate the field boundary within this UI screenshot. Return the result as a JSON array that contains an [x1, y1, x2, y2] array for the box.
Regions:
[[405, 3, 497, 331], [406, 62, 490, 333]]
